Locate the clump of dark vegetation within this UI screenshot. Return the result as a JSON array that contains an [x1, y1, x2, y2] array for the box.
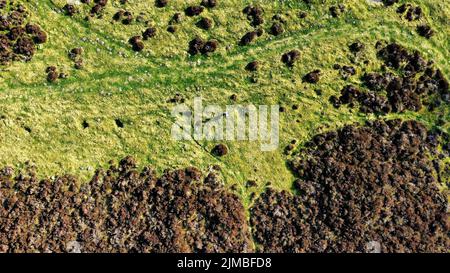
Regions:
[[243, 5, 264, 27], [61, 0, 108, 20], [272, 14, 286, 24], [269, 22, 284, 36], [129, 35, 144, 51], [330, 42, 449, 114], [0, 2, 47, 65], [196, 17, 213, 30], [68, 47, 83, 60], [155, 0, 169, 8], [338, 65, 356, 79], [201, 0, 217, 9], [121, 11, 134, 25], [303, 70, 321, 84], [387, 3, 434, 40], [349, 41, 365, 53], [170, 12, 183, 24], [46, 66, 58, 83], [185, 6, 204, 17], [45, 65, 68, 82], [281, 50, 300, 67], [74, 59, 84, 70], [188, 36, 205, 55], [239, 31, 258, 46], [112, 10, 125, 21], [88, 0, 108, 17], [167, 25, 176, 33], [212, 143, 228, 157], [251, 120, 449, 253], [329, 4, 345, 18], [142, 27, 157, 40], [382, 0, 399, 7], [67, 47, 84, 70], [245, 60, 260, 72], [63, 4, 79, 16], [0, 157, 251, 253], [115, 118, 124, 128], [298, 11, 308, 19], [168, 93, 185, 104], [201, 40, 218, 55], [82, 120, 89, 129], [246, 180, 257, 188], [188, 36, 218, 55]]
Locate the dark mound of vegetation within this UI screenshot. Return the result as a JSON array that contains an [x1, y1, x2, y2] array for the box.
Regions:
[[155, 0, 169, 8], [281, 49, 300, 67], [251, 120, 449, 253], [416, 24, 434, 39], [303, 70, 321, 84], [239, 31, 258, 46], [382, 0, 399, 7], [188, 36, 218, 55], [0, 1, 47, 65], [0, 157, 251, 253], [243, 5, 264, 27], [396, 3, 422, 21], [88, 0, 108, 17], [212, 143, 228, 157], [329, 4, 345, 18], [245, 60, 260, 72], [63, 4, 79, 16], [330, 42, 449, 113], [269, 22, 284, 36], [196, 17, 213, 30], [185, 6, 204, 17], [129, 35, 144, 51], [201, 0, 217, 9]]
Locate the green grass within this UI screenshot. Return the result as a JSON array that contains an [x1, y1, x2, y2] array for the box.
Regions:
[[0, 0, 449, 207]]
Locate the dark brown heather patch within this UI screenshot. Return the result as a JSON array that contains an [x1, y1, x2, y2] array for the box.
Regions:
[[303, 70, 321, 84], [416, 25, 434, 39], [188, 36, 218, 56], [155, 0, 169, 8], [245, 60, 260, 72], [251, 120, 449, 253], [185, 6, 204, 17], [201, 0, 217, 9], [0, 1, 47, 65], [281, 50, 300, 67], [243, 5, 264, 27], [239, 31, 258, 46], [330, 42, 449, 114], [0, 157, 252, 253], [196, 17, 213, 30], [396, 3, 422, 21]]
